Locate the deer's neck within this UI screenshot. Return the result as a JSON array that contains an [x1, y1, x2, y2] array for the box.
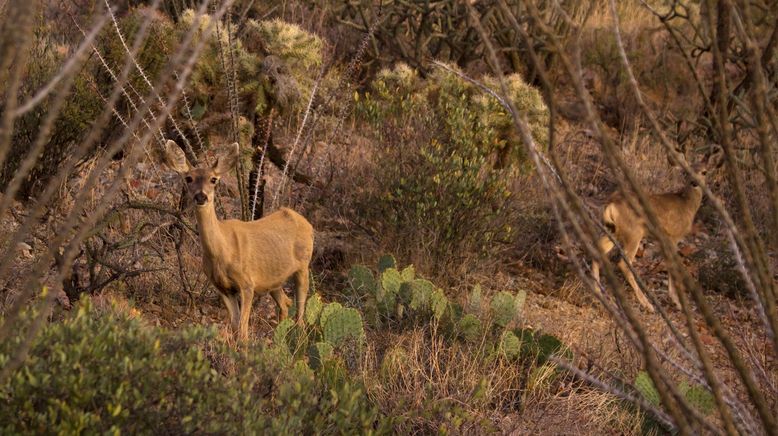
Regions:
[[194, 204, 226, 258], [685, 185, 704, 213]]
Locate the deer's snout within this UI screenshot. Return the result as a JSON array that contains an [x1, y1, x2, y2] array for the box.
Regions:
[[193, 192, 208, 205]]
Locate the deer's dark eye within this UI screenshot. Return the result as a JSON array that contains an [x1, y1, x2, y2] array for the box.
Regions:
[[210, 177, 218, 184], [185, 176, 193, 183]]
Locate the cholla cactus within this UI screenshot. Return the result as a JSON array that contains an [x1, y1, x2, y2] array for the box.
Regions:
[[246, 19, 322, 71], [476, 73, 549, 164], [322, 307, 365, 347], [373, 63, 420, 102]]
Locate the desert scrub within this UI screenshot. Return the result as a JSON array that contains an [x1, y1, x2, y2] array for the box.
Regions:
[[353, 63, 548, 276], [0, 298, 389, 434], [334, 257, 571, 433], [1, 13, 104, 200]]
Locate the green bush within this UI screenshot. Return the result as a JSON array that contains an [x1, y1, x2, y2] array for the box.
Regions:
[[0, 298, 387, 434], [354, 63, 548, 273], [2, 13, 104, 200]]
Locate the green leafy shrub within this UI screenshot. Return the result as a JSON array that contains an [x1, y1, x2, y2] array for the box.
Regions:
[[0, 298, 387, 434], [353, 63, 549, 273]]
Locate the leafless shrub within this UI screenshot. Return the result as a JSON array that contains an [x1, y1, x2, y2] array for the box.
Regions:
[[467, 0, 777, 434]]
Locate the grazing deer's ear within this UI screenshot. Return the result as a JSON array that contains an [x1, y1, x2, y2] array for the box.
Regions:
[[163, 140, 190, 173], [213, 142, 239, 176], [667, 145, 687, 168], [708, 144, 725, 169]]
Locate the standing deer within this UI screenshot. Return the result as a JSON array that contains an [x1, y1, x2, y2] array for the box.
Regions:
[[591, 147, 723, 312], [163, 140, 314, 340]]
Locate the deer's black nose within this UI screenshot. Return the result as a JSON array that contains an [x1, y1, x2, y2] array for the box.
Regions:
[[194, 192, 207, 205]]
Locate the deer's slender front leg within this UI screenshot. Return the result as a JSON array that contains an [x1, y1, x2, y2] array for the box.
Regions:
[[220, 293, 240, 335], [238, 288, 255, 341]]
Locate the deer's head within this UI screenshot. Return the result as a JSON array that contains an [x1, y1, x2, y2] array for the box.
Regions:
[[687, 145, 724, 188], [670, 144, 724, 189], [163, 140, 238, 207]]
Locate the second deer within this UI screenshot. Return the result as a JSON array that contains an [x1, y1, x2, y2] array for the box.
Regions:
[[164, 140, 314, 341], [592, 146, 723, 312]]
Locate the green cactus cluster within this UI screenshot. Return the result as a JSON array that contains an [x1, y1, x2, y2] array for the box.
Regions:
[[272, 294, 365, 371], [344, 256, 553, 362], [634, 371, 716, 416], [347, 257, 453, 326]]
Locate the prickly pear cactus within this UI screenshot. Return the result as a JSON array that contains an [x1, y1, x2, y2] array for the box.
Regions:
[[319, 302, 343, 328], [304, 293, 323, 326], [381, 268, 402, 295], [634, 371, 661, 407], [500, 331, 521, 361], [308, 341, 334, 370], [378, 268, 402, 313], [514, 328, 569, 364], [458, 314, 481, 342], [491, 291, 517, 328], [408, 279, 433, 312], [400, 265, 416, 281], [274, 318, 295, 345], [322, 307, 365, 347], [468, 284, 483, 315], [682, 383, 715, 415], [348, 265, 376, 294], [430, 288, 449, 321], [514, 289, 527, 323], [380, 346, 408, 381], [377, 254, 397, 273]]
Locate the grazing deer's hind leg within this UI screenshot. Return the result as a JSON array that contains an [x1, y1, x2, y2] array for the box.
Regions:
[[667, 243, 682, 310], [592, 235, 616, 288], [619, 234, 653, 312], [271, 289, 291, 321], [294, 267, 310, 326]]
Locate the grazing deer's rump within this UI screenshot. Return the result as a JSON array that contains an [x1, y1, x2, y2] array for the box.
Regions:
[[163, 140, 314, 341]]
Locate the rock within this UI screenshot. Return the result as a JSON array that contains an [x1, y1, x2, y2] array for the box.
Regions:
[[16, 242, 33, 258]]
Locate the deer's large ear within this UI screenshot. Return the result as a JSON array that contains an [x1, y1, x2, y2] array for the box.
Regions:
[[163, 140, 190, 173], [667, 145, 687, 168], [213, 142, 239, 176], [708, 144, 725, 169]]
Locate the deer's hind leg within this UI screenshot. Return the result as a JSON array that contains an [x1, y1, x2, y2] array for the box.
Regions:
[[271, 289, 292, 321], [219, 293, 241, 336], [293, 267, 310, 326], [618, 232, 653, 312], [592, 235, 616, 289]]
